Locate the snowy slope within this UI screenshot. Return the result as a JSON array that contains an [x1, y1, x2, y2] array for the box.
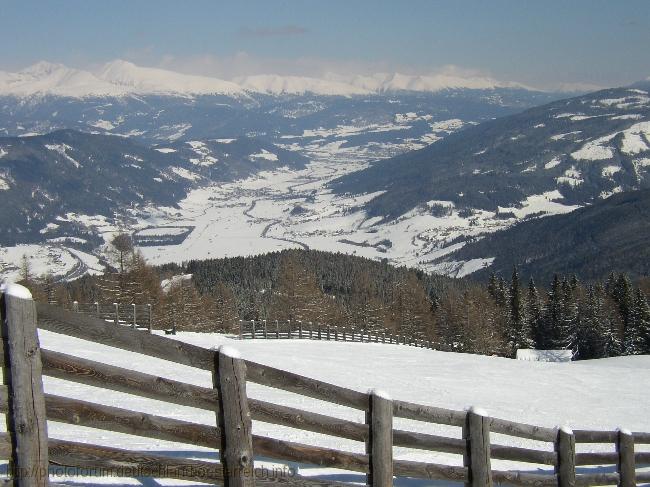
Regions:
[[6, 329, 647, 485]]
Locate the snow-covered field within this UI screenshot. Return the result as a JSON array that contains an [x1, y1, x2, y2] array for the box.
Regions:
[[3, 329, 648, 485]]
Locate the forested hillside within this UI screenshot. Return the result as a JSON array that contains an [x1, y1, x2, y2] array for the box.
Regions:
[[17, 238, 650, 360]]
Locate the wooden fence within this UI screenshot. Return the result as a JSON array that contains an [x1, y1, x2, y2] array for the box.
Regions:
[[239, 320, 435, 349], [1, 284, 649, 486], [69, 301, 153, 332]]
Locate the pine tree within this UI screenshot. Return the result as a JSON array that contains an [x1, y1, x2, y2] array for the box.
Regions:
[[527, 278, 545, 349], [506, 266, 533, 356], [576, 285, 607, 359], [540, 275, 562, 349], [628, 289, 650, 354]]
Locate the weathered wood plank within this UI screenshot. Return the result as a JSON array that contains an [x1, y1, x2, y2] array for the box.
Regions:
[[575, 451, 617, 466], [215, 348, 254, 487], [366, 390, 393, 487], [252, 435, 369, 472], [245, 359, 368, 410], [555, 427, 576, 487], [2, 287, 49, 487], [633, 431, 650, 443], [616, 429, 635, 487], [393, 399, 466, 427], [491, 471, 557, 487], [489, 417, 558, 442], [250, 399, 368, 442], [464, 407, 492, 487], [36, 302, 214, 371], [45, 393, 220, 449], [0, 384, 220, 450], [393, 429, 466, 455], [490, 444, 557, 466], [635, 451, 650, 463], [573, 430, 618, 443], [392, 459, 467, 482], [575, 473, 619, 486]]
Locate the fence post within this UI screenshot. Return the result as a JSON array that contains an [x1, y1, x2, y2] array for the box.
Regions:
[[213, 346, 254, 487], [132, 303, 137, 329], [555, 426, 576, 487], [298, 321, 303, 339], [95, 301, 100, 317], [73, 300, 79, 312], [238, 320, 243, 340], [616, 428, 635, 487], [327, 325, 331, 340], [275, 320, 280, 339], [263, 320, 268, 339], [463, 407, 493, 487], [113, 302, 119, 325], [335, 327, 339, 341], [309, 322, 314, 340], [1, 284, 50, 486], [366, 389, 393, 487], [288, 320, 292, 339], [251, 320, 256, 339], [148, 304, 153, 333]]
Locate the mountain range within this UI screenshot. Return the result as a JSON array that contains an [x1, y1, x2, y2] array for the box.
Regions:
[[0, 60, 542, 98]]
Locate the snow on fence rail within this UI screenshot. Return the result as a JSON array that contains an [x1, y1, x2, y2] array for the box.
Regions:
[[239, 319, 435, 350], [0, 285, 648, 487]]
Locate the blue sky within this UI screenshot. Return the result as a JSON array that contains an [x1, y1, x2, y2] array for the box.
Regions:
[[2, 0, 649, 89]]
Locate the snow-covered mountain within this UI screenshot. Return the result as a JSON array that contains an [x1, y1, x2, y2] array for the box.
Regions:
[[0, 60, 545, 99], [98, 60, 247, 97]]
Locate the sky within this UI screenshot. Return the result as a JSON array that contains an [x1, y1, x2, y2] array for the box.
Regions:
[[1, 0, 649, 90]]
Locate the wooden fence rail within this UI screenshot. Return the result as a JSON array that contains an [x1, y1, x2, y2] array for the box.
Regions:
[[0, 285, 648, 486], [238, 320, 436, 350]]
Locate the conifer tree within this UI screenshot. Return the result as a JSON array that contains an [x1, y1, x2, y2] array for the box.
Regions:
[[506, 266, 533, 356], [527, 278, 544, 349], [576, 285, 607, 359]]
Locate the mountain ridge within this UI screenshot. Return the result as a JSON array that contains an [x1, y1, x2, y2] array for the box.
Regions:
[[0, 60, 571, 99]]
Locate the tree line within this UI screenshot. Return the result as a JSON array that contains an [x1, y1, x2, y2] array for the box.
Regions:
[[15, 239, 650, 360]]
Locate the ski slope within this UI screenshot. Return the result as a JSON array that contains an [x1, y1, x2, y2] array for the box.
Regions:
[[2, 330, 649, 485]]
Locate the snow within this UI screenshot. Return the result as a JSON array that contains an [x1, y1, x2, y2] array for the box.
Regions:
[[218, 345, 241, 359], [620, 121, 650, 155], [90, 119, 115, 131], [248, 149, 278, 161], [160, 273, 193, 291], [236, 74, 372, 96], [186, 141, 219, 166], [44, 143, 82, 168], [0, 176, 9, 190], [544, 157, 562, 169], [155, 147, 177, 153], [14, 329, 650, 485], [169, 166, 201, 181], [570, 134, 616, 161], [602, 165, 621, 178], [1, 60, 533, 100], [98, 60, 247, 97], [0, 244, 81, 282], [516, 349, 573, 362], [550, 131, 581, 141], [0, 147, 7, 158], [0, 282, 32, 299]]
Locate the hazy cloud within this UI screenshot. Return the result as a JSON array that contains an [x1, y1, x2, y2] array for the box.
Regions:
[[237, 24, 309, 38]]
